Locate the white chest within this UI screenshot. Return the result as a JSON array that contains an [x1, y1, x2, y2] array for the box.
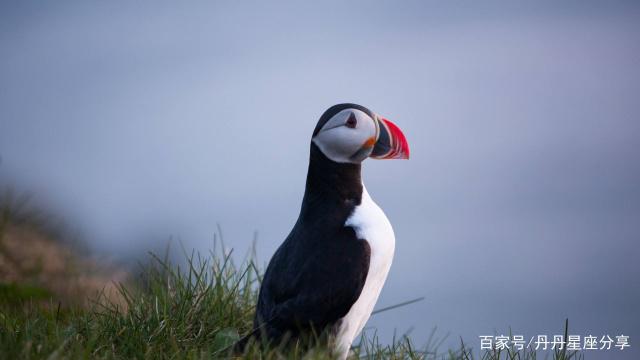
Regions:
[[334, 185, 395, 358]]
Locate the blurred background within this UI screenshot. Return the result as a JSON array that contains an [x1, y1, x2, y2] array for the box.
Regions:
[[1, 1, 639, 359]]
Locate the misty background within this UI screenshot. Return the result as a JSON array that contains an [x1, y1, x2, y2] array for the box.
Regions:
[[1, 1, 639, 359]]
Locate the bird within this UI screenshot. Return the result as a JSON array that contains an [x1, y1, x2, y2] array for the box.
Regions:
[[250, 103, 409, 359]]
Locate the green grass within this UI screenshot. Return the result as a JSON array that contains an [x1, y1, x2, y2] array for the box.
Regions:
[[0, 190, 584, 359], [0, 246, 585, 359]]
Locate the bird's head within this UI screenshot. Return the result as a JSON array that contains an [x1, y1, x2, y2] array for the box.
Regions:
[[312, 103, 410, 164]]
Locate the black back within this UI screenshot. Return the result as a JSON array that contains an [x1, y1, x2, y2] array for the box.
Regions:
[[252, 141, 371, 343]]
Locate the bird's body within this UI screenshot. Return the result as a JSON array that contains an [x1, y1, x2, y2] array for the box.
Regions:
[[251, 104, 408, 359], [334, 185, 395, 356]]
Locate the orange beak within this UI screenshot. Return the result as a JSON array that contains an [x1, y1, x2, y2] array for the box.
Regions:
[[370, 117, 410, 160]]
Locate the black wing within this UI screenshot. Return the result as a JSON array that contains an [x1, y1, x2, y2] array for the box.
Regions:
[[254, 224, 371, 341]]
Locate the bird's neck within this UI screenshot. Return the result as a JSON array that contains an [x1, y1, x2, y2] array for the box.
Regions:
[[300, 143, 363, 221]]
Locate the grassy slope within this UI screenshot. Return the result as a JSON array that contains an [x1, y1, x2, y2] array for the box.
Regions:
[[0, 250, 584, 360], [0, 194, 583, 359]]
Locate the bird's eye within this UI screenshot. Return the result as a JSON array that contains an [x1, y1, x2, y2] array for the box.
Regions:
[[345, 113, 357, 128]]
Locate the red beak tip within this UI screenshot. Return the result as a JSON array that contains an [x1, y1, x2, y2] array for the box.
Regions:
[[384, 118, 410, 160]]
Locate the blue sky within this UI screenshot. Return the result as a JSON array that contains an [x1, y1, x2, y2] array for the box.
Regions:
[[1, 1, 639, 358]]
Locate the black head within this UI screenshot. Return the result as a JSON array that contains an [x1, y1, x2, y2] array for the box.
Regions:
[[311, 103, 410, 164]]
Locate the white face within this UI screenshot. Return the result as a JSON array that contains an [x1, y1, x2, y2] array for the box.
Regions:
[[312, 108, 379, 163]]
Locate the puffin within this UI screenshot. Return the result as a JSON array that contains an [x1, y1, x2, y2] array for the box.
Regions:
[[252, 103, 409, 358]]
